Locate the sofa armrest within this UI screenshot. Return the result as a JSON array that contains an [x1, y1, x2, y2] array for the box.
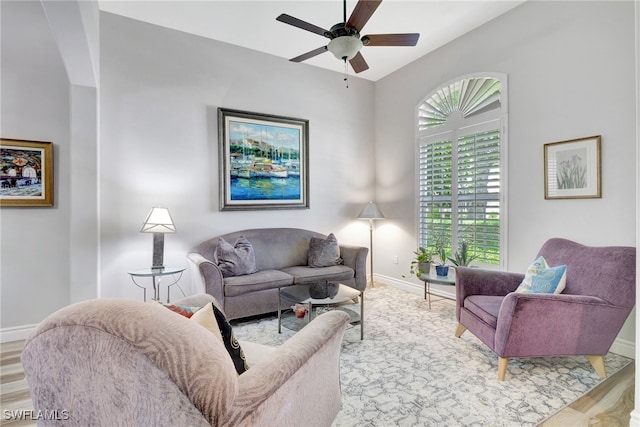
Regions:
[[223, 310, 350, 426], [456, 267, 524, 298], [340, 244, 368, 291], [494, 292, 630, 357], [173, 293, 218, 308], [456, 267, 524, 321], [187, 253, 225, 304]]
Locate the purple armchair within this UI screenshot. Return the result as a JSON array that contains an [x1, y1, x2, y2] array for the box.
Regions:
[[455, 238, 636, 381]]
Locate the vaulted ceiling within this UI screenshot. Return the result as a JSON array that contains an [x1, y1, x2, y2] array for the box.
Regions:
[[99, 1, 525, 81]]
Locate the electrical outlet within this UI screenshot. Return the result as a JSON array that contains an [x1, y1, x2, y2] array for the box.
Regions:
[[393, 256, 399, 264]]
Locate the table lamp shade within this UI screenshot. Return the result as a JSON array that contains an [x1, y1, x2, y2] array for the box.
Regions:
[[357, 201, 386, 220], [140, 207, 175, 269], [140, 207, 176, 233]]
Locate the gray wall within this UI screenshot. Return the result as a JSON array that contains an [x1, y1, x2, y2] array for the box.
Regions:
[[1, 1, 72, 328], [99, 12, 375, 299], [374, 1, 636, 348]]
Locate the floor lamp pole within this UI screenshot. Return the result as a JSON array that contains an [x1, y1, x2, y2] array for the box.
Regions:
[[357, 201, 386, 288]]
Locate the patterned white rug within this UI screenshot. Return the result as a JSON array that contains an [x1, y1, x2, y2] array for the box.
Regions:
[[232, 284, 631, 426]]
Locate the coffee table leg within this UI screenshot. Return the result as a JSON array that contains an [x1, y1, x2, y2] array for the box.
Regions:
[[278, 288, 282, 334], [307, 302, 313, 324], [360, 291, 364, 340]]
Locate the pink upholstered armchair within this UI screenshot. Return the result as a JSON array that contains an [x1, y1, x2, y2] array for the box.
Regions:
[[22, 294, 350, 426], [455, 238, 636, 381]]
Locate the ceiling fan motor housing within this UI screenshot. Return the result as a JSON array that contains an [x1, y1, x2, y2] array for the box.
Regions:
[[326, 23, 363, 60]]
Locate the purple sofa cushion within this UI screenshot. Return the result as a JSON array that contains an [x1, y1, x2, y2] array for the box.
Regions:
[[464, 295, 504, 329]]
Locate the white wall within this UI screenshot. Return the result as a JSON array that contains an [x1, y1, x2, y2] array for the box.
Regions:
[[99, 12, 375, 300], [374, 1, 636, 348], [0, 1, 72, 329]]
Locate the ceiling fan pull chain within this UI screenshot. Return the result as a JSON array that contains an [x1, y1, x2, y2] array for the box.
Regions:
[[344, 59, 349, 88]]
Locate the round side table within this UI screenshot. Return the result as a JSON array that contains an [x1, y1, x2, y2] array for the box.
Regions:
[[127, 266, 185, 302]]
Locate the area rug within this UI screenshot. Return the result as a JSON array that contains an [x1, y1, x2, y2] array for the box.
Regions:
[[231, 284, 631, 426]]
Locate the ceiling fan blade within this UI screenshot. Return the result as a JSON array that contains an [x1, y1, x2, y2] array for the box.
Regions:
[[276, 14, 331, 38], [346, 0, 382, 32], [363, 33, 420, 47], [349, 52, 369, 73], [290, 46, 328, 63]]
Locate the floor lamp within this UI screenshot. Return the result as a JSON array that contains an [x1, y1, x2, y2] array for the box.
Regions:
[[357, 201, 386, 287]]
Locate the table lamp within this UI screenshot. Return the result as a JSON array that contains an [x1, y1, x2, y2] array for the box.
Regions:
[[140, 207, 175, 270], [357, 201, 386, 287]]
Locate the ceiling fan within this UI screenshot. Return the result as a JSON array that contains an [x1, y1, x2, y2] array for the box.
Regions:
[[276, 0, 420, 74]]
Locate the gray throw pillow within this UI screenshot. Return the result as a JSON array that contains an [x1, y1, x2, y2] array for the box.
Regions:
[[214, 236, 257, 277], [308, 233, 343, 267]]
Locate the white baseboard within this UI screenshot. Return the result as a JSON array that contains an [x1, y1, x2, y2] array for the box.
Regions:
[[374, 274, 635, 360], [0, 323, 38, 343], [610, 337, 635, 359]]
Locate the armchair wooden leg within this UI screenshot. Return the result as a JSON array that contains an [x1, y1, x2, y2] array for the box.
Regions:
[[587, 355, 607, 378], [498, 357, 509, 381], [454, 323, 466, 338]]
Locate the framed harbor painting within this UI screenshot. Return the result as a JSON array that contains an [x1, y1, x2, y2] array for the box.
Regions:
[[0, 138, 54, 207], [544, 135, 601, 199], [218, 108, 309, 211]]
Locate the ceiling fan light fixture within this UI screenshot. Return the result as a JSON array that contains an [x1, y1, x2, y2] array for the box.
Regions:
[[327, 36, 363, 61]]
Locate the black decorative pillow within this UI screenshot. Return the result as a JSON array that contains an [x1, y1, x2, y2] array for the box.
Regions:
[[214, 236, 257, 277], [308, 233, 343, 267], [209, 303, 249, 375]]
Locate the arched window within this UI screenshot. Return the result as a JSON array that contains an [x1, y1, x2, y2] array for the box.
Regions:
[[416, 74, 507, 267]]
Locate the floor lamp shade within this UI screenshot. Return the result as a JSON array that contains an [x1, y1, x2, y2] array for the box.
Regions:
[[357, 201, 386, 221], [140, 207, 176, 269], [357, 202, 385, 286]]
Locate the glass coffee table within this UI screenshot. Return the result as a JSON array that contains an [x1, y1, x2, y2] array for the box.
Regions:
[[278, 282, 364, 340]]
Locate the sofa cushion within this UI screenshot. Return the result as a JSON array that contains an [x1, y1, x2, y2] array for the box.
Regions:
[[308, 233, 343, 267], [224, 270, 294, 297], [209, 303, 249, 374], [515, 256, 567, 294], [281, 265, 354, 284], [191, 302, 223, 342], [159, 302, 200, 318], [239, 340, 276, 366], [464, 295, 504, 329], [214, 236, 257, 277]]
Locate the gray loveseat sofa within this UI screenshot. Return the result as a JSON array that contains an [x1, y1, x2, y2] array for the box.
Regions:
[[187, 228, 368, 320]]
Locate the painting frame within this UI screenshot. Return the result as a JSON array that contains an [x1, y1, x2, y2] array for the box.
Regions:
[[0, 138, 54, 207], [218, 108, 309, 211], [544, 135, 601, 200]]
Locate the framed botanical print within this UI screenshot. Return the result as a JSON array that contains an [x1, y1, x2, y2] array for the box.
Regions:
[[544, 135, 601, 199]]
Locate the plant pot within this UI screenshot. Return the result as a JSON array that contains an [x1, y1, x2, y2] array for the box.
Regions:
[[435, 265, 449, 276], [418, 262, 431, 275]]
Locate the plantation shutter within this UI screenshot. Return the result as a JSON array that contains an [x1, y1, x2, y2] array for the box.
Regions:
[[457, 121, 501, 264], [418, 132, 453, 253], [417, 75, 505, 267]]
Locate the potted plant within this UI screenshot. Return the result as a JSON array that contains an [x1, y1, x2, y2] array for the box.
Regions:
[[435, 243, 449, 276], [448, 239, 477, 268], [406, 247, 433, 277]]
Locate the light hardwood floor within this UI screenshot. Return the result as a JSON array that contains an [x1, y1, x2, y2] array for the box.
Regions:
[[0, 339, 635, 426], [538, 361, 635, 426], [1, 340, 33, 426]]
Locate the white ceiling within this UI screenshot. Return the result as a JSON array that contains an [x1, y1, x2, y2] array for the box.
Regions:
[[99, 0, 526, 81]]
